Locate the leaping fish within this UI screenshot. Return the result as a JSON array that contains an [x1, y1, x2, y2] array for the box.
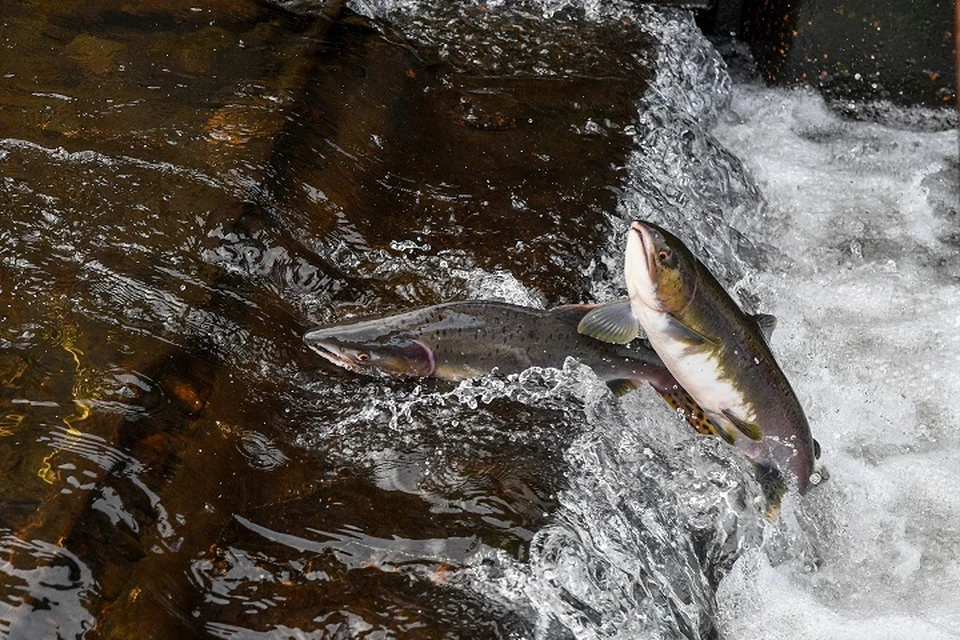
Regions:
[[303, 300, 718, 437], [578, 220, 818, 496]]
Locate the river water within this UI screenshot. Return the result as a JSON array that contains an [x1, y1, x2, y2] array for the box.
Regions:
[[0, 0, 957, 638]]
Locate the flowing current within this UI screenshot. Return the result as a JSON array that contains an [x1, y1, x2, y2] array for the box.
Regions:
[[0, 1, 956, 638]]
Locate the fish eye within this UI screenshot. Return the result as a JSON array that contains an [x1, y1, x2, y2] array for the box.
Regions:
[[657, 250, 671, 263], [356, 352, 370, 362]]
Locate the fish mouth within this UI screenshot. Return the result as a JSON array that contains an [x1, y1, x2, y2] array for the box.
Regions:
[[303, 334, 364, 374], [630, 220, 658, 279]]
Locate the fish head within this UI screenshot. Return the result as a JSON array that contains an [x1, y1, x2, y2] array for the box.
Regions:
[[625, 220, 698, 315], [304, 325, 436, 378]]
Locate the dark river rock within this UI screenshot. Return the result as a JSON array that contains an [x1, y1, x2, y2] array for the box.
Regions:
[[0, 1, 767, 638]]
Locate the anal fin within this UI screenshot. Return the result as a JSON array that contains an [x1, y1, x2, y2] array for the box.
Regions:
[[607, 378, 643, 397], [716, 424, 737, 445], [752, 313, 777, 342]]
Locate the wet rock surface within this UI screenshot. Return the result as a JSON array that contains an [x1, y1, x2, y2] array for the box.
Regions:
[[739, 0, 956, 111]]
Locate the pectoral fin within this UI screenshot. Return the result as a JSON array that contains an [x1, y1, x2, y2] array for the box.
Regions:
[[664, 315, 719, 347], [722, 409, 763, 442], [578, 301, 639, 345]]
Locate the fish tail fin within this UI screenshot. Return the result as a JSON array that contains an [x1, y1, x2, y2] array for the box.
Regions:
[[656, 387, 721, 437]]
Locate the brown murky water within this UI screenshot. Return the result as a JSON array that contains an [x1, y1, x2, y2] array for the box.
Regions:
[[0, 1, 694, 637]]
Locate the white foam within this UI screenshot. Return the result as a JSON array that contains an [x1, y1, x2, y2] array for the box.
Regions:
[[712, 84, 960, 638], [330, 5, 960, 636]]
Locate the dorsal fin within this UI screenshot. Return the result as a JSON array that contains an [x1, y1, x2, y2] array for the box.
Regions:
[[549, 304, 595, 325], [577, 300, 639, 345], [752, 313, 777, 342]]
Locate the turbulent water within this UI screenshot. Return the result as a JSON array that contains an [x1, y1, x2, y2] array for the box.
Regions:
[[531, 73, 959, 640], [0, 0, 957, 638], [327, 2, 960, 637], [347, 4, 960, 638], [710, 81, 960, 639]]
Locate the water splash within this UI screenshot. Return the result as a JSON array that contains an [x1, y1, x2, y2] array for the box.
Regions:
[[594, 8, 767, 306], [710, 82, 960, 639], [458, 383, 766, 639]]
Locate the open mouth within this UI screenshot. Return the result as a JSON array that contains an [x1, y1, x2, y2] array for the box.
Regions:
[[630, 221, 657, 277], [304, 339, 364, 374]]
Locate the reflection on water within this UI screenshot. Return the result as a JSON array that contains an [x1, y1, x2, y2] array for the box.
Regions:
[[0, 532, 97, 639]]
